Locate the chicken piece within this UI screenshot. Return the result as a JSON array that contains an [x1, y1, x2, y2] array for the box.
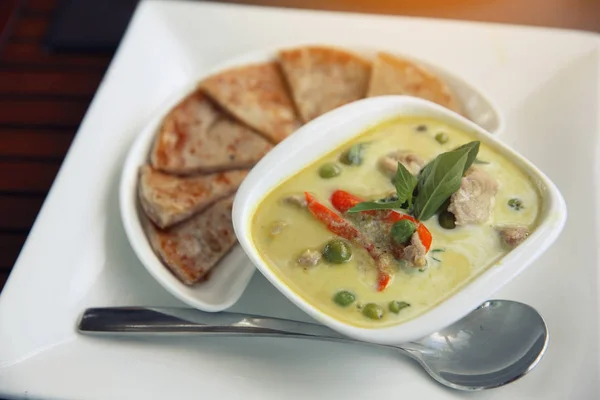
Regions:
[[282, 194, 307, 208], [379, 150, 425, 176], [297, 249, 322, 266], [448, 167, 498, 225], [401, 232, 427, 268], [498, 226, 530, 248]]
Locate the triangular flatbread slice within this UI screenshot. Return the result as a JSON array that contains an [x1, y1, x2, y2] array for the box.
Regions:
[[150, 91, 273, 174], [138, 165, 247, 229], [199, 62, 301, 143], [143, 195, 237, 285], [278, 46, 372, 122], [367, 52, 462, 114]]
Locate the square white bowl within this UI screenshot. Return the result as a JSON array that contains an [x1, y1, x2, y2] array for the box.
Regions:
[[233, 95, 567, 345]]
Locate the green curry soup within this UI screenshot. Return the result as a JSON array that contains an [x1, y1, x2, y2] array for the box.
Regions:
[[251, 117, 541, 328]]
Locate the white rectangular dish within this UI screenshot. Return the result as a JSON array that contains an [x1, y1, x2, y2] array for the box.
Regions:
[[0, 0, 598, 398]]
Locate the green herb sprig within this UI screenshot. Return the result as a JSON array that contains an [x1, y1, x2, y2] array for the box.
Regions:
[[349, 161, 416, 212], [348, 141, 480, 221]]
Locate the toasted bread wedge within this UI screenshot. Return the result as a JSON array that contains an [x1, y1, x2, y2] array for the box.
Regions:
[[143, 195, 237, 285], [199, 62, 301, 143], [278, 46, 371, 122], [367, 52, 462, 114], [138, 165, 246, 228], [151, 91, 272, 174]]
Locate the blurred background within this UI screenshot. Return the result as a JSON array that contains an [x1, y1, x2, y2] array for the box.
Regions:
[[0, 0, 599, 293]]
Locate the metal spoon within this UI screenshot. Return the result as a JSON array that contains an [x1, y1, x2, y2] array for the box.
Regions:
[[77, 299, 547, 391]]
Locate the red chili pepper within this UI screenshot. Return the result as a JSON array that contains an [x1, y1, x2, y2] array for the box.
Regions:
[[377, 272, 392, 292], [330, 190, 378, 216], [305, 192, 391, 291], [305, 192, 361, 241], [330, 190, 432, 252]]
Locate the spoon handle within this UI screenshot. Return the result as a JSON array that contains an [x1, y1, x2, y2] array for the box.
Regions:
[[79, 307, 355, 342]]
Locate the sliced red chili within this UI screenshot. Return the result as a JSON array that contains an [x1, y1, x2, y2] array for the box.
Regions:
[[330, 190, 432, 252]]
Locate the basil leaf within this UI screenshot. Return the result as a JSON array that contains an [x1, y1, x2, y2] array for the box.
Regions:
[[348, 162, 415, 213], [348, 199, 405, 213], [340, 143, 366, 166], [392, 162, 417, 207], [473, 158, 489, 165], [413, 141, 480, 221], [453, 141, 480, 174]]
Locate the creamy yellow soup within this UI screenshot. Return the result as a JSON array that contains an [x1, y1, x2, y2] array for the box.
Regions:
[[251, 117, 541, 328]]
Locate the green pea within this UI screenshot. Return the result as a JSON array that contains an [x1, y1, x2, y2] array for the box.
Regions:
[[391, 219, 416, 244], [435, 132, 449, 144], [508, 198, 524, 211], [318, 163, 341, 179], [362, 303, 384, 320], [333, 290, 355, 307], [322, 239, 352, 264], [438, 211, 456, 229], [389, 301, 411, 314], [339, 143, 365, 165]]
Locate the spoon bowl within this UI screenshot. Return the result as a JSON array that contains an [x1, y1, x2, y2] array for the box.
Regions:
[[78, 299, 548, 391], [409, 300, 548, 390]]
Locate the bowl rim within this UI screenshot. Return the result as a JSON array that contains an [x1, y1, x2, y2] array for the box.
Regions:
[[119, 43, 507, 313], [232, 95, 567, 344]]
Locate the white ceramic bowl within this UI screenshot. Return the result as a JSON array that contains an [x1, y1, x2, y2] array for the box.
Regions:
[[233, 95, 567, 345], [120, 44, 504, 312]]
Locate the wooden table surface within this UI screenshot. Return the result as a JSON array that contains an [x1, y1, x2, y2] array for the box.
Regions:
[[0, 0, 598, 293]]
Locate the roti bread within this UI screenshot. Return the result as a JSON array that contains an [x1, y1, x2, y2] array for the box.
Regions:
[[143, 195, 237, 285], [278, 46, 371, 122], [138, 165, 247, 229], [199, 62, 301, 143], [367, 52, 462, 114], [150, 91, 272, 174]]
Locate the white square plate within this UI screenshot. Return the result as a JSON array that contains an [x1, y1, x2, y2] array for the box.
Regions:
[[0, 1, 598, 398]]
